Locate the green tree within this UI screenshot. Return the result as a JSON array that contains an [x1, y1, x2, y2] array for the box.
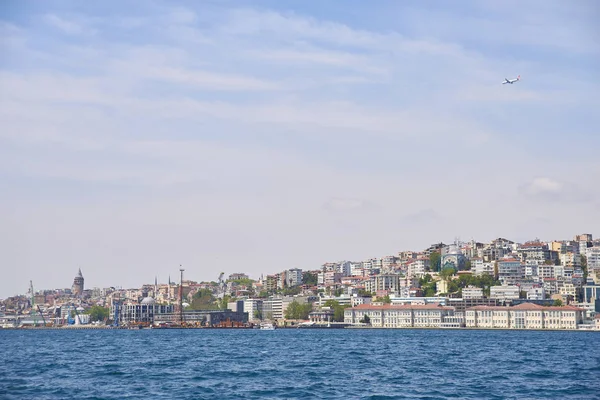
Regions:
[[302, 272, 318, 286], [357, 289, 372, 297], [429, 252, 442, 272], [553, 299, 563, 307], [323, 300, 350, 322], [285, 301, 313, 320], [440, 267, 456, 280], [281, 286, 302, 296], [493, 261, 499, 280], [85, 306, 109, 322], [554, 258, 561, 266], [227, 278, 254, 287], [191, 288, 219, 310], [465, 260, 472, 271], [581, 255, 588, 282], [360, 315, 370, 324]]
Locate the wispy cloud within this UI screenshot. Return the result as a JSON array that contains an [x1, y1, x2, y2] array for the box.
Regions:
[[43, 14, 90, 35], [0, 0, 598, 295]]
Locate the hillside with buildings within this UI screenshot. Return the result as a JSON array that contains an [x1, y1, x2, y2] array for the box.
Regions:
[[2, 233, 599, 331]]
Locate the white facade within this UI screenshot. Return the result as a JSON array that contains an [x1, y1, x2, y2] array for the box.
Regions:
[[462, 286, 484, 300], [490, 285, 520, 301], [527, 287, 545, 300], [465, 303, 583, 330], [243, 299, 263, 320], [286, 268, 303, 287], [344, 304, 455, 328], [586, 247, 600, 269]]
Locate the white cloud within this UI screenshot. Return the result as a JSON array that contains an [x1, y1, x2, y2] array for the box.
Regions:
[[43, 14, 87, 35], [146, 66, 282, 91], [0, 2, 599, 296], [522, 177, 562, 195]]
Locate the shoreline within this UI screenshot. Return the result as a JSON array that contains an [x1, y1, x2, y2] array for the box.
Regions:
[[2, 325, 598, 332]]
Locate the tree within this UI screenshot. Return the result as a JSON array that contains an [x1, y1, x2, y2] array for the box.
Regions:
[[581, 255, 588, 282], [280, 286, 301, 296], [357, 289, 372, 297], [375, 295, 392, 304], [302, 271, 318, 286], [465, 260, 472, 271], [493, 261, 499, 280], [429, 252, 442, 272], [553, 299, 563, 307], [323, 300, 350, 322], [360, 315, 370, 324], [440, 267, 456, 280], [191, 288, 219, 310], [554, 258, 561, 266], [285, 301, 313, 320], [85, 306, 109, 322]]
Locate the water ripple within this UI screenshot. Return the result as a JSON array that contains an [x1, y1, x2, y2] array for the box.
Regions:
[[0, 329, 599, 399]]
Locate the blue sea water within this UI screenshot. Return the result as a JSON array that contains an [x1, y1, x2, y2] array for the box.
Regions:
[[1, 329, 599, 399]]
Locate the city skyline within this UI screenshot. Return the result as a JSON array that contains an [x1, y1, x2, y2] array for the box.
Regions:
[[1, 1, 599, 298], [4, 232, 595, 299]]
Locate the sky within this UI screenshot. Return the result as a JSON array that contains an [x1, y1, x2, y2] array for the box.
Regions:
[[1, 0, 599, 298]]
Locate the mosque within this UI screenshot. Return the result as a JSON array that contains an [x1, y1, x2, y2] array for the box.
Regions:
[[441, 242, 467, 271]]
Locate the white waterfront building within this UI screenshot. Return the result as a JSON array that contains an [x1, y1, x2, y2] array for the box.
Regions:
[[465, 303, 584, 330]]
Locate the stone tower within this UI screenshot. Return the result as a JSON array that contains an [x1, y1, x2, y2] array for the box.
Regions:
[[72, 268, 84, 297]]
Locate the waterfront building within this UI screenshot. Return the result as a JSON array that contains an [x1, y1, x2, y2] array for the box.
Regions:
[[308, 308, 334, 323], [465, 303, 584, 330], [111, 296, 174, 325], [344, 304, 455, 328], [262, 296, 312, 320], [243, 298, 263, 320], [155, 308, 249, 326]]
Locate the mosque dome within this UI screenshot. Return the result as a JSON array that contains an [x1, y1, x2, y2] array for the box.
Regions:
[[141, 297, 156, 305]]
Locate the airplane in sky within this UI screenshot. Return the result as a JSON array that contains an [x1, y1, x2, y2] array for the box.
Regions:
[[502, 75, 520, 84]]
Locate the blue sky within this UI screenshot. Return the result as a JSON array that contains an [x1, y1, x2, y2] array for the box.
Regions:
[[1, 0, 599, 297]]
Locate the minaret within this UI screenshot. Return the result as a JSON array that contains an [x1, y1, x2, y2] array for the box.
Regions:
[[154, 276, 158, 298], [168, 275, 171, 302]]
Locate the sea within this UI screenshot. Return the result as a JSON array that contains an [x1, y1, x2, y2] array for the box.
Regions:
[[1, 329, 599, 399]]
